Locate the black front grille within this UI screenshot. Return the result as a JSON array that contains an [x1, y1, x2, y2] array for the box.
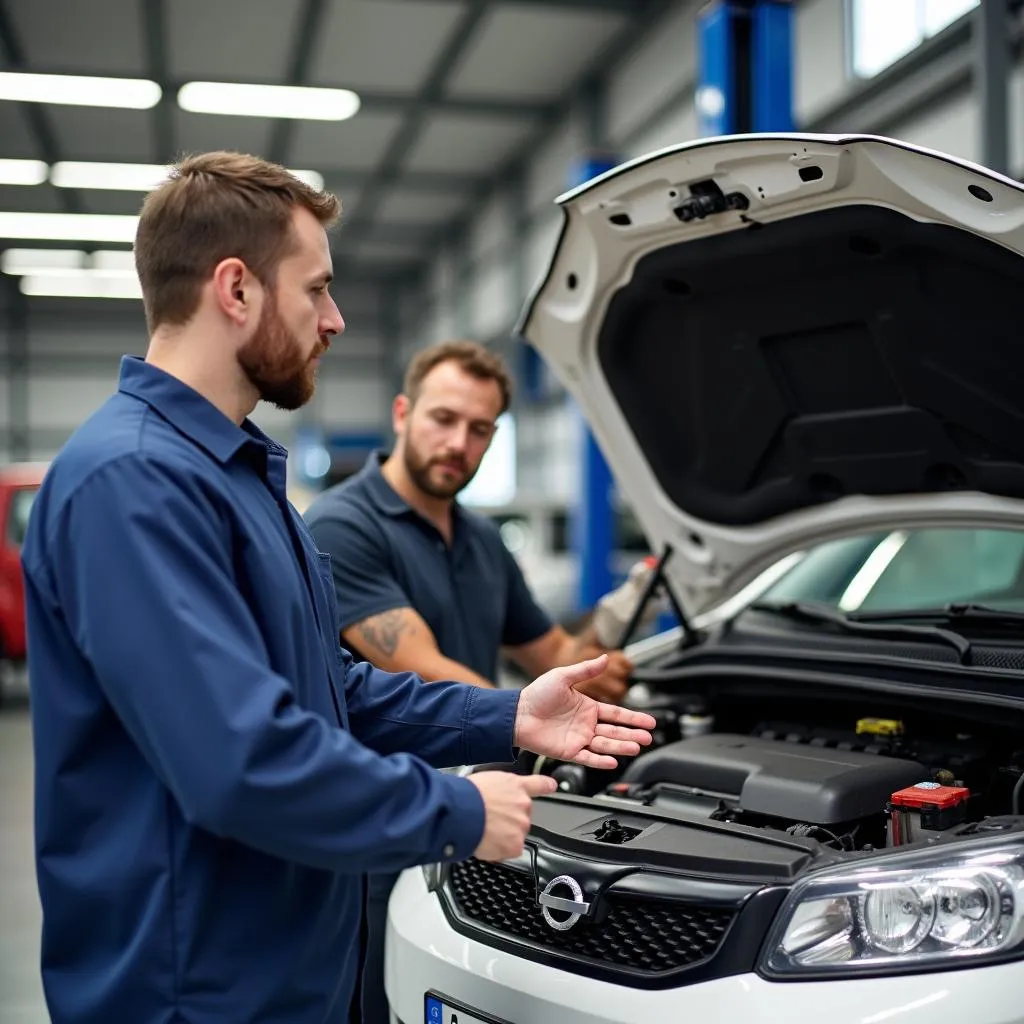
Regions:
[[447, 858, 735, 975]]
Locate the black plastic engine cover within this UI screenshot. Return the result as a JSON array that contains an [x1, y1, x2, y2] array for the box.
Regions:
[[528, 796, 822, 880], [620, 733, 926, 824]]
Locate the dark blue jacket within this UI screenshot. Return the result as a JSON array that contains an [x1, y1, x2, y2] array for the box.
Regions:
[[20, 357, 519, 1024]]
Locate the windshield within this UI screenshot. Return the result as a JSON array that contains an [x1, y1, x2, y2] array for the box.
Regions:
[[757, 527, 1024, 614]]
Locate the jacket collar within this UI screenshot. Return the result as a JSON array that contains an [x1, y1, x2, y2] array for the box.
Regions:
[[117, 356, 289, 482]]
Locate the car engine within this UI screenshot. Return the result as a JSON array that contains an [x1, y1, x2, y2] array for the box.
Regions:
[[522, 691, 1024, 855]]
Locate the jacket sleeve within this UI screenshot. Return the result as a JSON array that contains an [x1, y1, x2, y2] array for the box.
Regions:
[[339, 650, 520, 765], [48, 454, 492, 875]]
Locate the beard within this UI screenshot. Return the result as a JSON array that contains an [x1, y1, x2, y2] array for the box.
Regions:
[[402, 439, 479, 500], [237, 292, 325, 411]]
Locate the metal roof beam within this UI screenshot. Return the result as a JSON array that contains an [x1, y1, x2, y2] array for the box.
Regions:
[[0, 0, 81, 214], [427, 0, 677, 258], [267, 0, 332, 165], [330, 0, 494, 264], [140, 0, 175, 163]]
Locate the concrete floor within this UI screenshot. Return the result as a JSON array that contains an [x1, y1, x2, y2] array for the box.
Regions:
[[0, 696, 49, 1024]]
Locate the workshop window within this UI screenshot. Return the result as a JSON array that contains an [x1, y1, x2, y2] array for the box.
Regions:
[[849, 0, 978, 79], [460, 412, 517, 508]]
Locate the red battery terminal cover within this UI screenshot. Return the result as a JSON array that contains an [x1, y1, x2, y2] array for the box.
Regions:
[[890, 781, 970, 810]]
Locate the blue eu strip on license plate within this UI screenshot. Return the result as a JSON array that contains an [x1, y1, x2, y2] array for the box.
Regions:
[[425, 992, 507, 1024]]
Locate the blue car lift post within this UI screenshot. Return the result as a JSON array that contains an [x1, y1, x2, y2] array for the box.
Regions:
[[567, 0, 794, 623], [697, 0, 794, 138]]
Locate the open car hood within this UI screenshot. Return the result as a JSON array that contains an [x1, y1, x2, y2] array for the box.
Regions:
[[518, 133, 1024, 618]]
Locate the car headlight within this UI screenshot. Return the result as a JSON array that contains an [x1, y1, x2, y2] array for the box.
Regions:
[[761, 839, 1024, 977]]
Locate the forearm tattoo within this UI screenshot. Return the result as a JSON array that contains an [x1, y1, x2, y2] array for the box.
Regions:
[[357, 609, 413, 658]]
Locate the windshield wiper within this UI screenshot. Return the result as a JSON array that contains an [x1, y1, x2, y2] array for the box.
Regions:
[[851, 603, 1024, 628], [749, 600, 972, 663]]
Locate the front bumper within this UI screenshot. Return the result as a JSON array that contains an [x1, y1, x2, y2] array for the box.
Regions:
[[386, 867, 1024, 1024]]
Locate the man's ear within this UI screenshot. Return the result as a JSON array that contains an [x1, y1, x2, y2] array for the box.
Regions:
[[392, 394, 410, 435], [211, 257, 255, 327]]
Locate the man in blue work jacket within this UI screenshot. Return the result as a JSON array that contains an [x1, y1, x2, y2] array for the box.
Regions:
[[19, 151, 656, 1024], [305, 340, 637, 1022]]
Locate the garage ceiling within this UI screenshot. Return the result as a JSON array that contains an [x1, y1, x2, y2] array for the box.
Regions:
[[0, 0, 668, 297]]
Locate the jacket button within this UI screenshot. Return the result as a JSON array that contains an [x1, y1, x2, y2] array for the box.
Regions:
[[443, 844, 455, 858]]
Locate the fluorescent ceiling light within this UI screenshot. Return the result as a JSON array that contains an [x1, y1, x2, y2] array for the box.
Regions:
[[20, 270, 143, 300], [0, 71, 161, 109], [51, 161, 169, 192], [90, 250, 136, 272], [1, 248, 137, 276], [178, 81, 360, 121], [1, 248, 85, 274], [50, 160, 325, 192], [0, 159, 48, 186], [0, 212, 138, 242]]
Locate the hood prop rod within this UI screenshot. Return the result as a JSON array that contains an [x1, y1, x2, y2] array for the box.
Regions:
[[616, 543, 695, 650]]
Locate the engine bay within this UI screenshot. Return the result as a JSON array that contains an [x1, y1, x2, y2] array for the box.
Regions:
[[521, 682, 1024, 859]]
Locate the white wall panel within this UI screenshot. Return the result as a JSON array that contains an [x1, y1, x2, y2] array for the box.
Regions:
[[328, 332, 385, 361], [247, 403, 296, 441], [528, 111, 584, 213], [469, 261, 516, 340], [428, 248, 457, 297], [28, 375, 117, 430], [517, 399, 578, 503], [607, 0, 699, 145], [524, 213, 563, 299], [470, 188, 514, 264], [425, 299, 458, 347], [794, 0, 849, 124], [1009, 61, 1024, 177], [887, 88, 978, 165], [624, 102, 698, 162], [309, 374, 389, 428], [25, 446, 62, 464]]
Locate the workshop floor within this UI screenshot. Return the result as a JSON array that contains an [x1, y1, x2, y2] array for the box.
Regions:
[[0, 685, 50, 1024]]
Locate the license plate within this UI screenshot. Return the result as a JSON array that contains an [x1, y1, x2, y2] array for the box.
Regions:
[[425, 991, 511, 1024]]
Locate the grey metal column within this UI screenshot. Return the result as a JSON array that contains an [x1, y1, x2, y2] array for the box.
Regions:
[[378, 282, 404, 408], [977, 0, 1010, 174], [508, 167, 529, 316], [6, 281, 30, 461], [452, 231, 474, 339]]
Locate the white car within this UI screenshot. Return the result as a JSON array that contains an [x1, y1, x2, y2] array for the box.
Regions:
[[385, 133, 1024, 1024]]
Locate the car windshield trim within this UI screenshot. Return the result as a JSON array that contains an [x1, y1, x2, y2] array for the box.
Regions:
[[748, 600, 972, 663]]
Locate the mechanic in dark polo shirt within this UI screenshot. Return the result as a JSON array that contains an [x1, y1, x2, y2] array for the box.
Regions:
[[304, 340, 634, 1023]]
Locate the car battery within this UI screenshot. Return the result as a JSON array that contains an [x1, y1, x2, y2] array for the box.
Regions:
[[887, 781, 971, 846]]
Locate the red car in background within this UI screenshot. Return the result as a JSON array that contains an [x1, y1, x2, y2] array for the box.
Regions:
[[0, 462, 46, 704]]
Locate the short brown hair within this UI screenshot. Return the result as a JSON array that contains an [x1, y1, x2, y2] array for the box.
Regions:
[[403, 340, 514, 415], [134, 151, 341, 333]]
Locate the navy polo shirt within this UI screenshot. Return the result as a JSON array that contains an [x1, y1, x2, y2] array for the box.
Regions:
[[305, 452, 552, 681], [19, 357, 519, 1024]]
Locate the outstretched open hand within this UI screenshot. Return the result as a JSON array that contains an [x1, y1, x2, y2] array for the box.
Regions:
[[513, 654, 656, 770]]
